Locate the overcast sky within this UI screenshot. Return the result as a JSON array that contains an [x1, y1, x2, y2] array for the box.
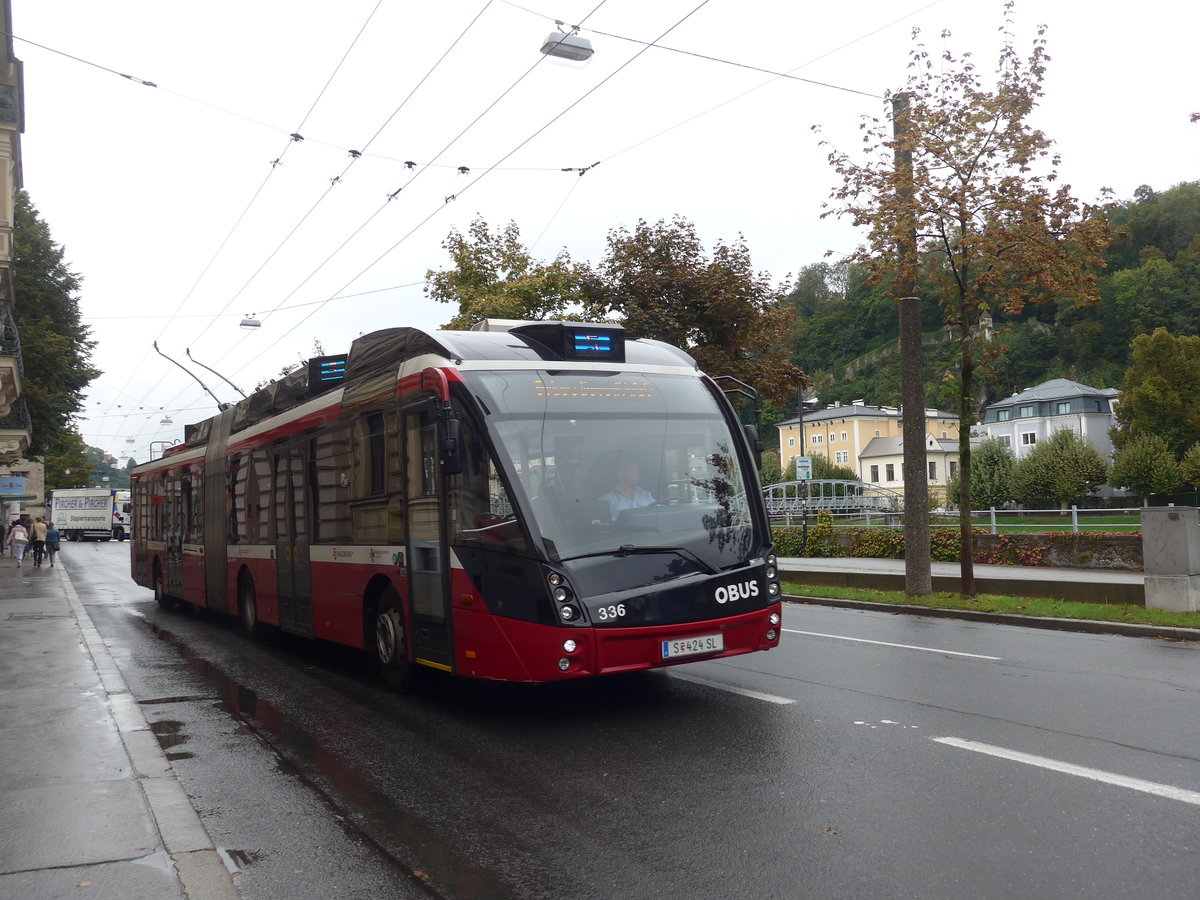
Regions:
[[12, 0, 1199, 463]]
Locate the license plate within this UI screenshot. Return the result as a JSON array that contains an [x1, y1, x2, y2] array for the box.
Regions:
[[662, 633, 723, 659]]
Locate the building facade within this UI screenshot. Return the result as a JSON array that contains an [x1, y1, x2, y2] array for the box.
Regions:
[[979, 379, 1119, 460], [857, 434, 973, 507], [0, 0, 26, 466], [777, 402, 960, 476]]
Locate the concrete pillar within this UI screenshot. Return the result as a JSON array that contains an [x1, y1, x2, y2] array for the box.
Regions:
[[1141, 506, 1200, 612]]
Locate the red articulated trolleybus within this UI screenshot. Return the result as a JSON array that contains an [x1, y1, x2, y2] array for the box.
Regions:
[[130, 320, 782, 688]]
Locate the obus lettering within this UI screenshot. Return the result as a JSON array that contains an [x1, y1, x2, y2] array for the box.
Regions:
[[714, 581, 759, 604]]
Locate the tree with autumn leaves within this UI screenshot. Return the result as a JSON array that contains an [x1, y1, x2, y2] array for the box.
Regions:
[[816, 6, 1112, 596], [426, 215, 801, 407]]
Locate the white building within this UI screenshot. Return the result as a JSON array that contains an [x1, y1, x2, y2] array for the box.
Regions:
[[858, 434, 964, 506], [980, 379, 1119, 460]]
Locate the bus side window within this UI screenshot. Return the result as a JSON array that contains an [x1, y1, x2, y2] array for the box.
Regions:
[[367, 412, 385, 496], [229, 453, 242, 543], [451, 412, 526, 552], [247, 448, 271, 543], [313, 426, 353, 543]]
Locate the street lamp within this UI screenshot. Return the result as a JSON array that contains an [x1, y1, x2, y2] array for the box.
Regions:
[[540, 23, 593, 62], [240, 314, 261, 329]]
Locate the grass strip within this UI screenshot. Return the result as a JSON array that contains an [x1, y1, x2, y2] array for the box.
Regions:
[[782, 582, 1200, 630]]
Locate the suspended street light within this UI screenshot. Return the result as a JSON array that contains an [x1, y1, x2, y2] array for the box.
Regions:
[[240, 314, 262, 329], [160, 414, 173, 425], [540, 23, 593, 62]]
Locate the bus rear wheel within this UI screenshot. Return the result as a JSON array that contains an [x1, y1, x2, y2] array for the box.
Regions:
[[239, 575, 263, 638], [153, 566, 173, 610], [373, 587, 415, 692]]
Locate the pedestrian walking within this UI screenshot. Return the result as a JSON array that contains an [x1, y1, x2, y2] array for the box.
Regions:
[[6, 519, 28, 567], [30, 516, 47, 568], [45, 521, 61, 568]]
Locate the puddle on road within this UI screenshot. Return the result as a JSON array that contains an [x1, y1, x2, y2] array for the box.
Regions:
[[217, 846, 263, 875], [141, 619, 509, 898], [148, 718, 194, 760]]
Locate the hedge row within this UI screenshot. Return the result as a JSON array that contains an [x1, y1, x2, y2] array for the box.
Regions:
[[771, 510, 1141, 568]]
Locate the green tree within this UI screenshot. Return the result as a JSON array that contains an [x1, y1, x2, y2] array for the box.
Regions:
[[13, 191, 101, 456], [811, 453, 857, 481], [86, 446, 130, 489], [817, 6, 1112, 594], [1113, 328, 1200, 457], [426, 217, 597, 329], [759, 451, 783, 487], [1108, 434, 1181, 500], [1179, 441, 1200, 488], [1009, 429, 1108, 508], [594, 216, 802, 406], [946, 437, 1015, 510], [42, 430, 90, 490]]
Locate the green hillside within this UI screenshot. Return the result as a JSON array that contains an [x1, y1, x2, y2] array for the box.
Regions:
[[779, 181, 1200, 424]]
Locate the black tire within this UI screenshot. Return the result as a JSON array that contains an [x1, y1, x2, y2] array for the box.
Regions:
[[371, 586, 416, 692], [239, 574, 263, 638], [153, 565, 173, 609]]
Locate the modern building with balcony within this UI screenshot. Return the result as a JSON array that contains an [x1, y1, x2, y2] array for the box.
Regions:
[[979, 378, 1120, 461]]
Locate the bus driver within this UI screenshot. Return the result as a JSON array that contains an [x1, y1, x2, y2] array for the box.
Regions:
[[601, 460, 655, 521]]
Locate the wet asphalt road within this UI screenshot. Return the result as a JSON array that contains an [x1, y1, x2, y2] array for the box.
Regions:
[[70, 541, 1200, 899]]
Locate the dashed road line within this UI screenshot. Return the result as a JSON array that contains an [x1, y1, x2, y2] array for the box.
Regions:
[[932, 737, 1200, 807], [784, 628, 1002, 660]]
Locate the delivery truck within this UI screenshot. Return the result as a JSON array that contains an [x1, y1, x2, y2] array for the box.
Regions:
[[49, 488, 132, 541]]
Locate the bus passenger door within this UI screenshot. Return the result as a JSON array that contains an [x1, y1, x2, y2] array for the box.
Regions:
[[404, 406, 452, 671], [274, 447, 313, 636]]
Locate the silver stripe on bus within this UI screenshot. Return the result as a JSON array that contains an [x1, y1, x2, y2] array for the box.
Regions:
[[396, 355, 699, 380], [453, 360, 699, 375], [230, 387, 346, 445]]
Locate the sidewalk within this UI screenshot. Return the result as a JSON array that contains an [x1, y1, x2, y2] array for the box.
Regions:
[[0, 554, 240, 899]]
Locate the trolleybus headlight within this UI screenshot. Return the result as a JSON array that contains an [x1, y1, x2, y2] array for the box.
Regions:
[[563, 639, 577, 653], [548, 572, 563, 587], [769, 612, 781, 626], [766, 629, 778, 641], [765, 565, 777, 579], [552, 586, 570, 602], [766, 553, 777, 566], [559, 604, 579, 621], [557, 657, 571, 671], [768, 582, 780, 596]]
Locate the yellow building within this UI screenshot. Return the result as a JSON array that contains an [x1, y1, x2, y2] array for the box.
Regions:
[[777, 401, 959, 488]]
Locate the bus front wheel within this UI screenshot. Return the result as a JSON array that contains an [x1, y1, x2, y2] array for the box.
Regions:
[[373, 587, 415, 692]]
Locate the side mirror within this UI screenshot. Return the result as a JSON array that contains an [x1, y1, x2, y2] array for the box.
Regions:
[[441, 418, 464, 476], [744, 424, 765, 468]]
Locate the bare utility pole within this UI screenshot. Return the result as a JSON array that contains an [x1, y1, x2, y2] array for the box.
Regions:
[[892, 92, 932, 596]]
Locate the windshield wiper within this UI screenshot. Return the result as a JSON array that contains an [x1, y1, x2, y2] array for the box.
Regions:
[[561, 544, 718, 575]]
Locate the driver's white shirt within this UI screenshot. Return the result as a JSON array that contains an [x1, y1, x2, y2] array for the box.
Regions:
[[601, 486, 655, 521]]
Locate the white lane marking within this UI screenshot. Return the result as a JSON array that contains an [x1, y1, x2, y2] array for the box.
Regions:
[[784, 629, 1001, 660], [669, 671, 795, 705], [933, 737, 1200, 807]]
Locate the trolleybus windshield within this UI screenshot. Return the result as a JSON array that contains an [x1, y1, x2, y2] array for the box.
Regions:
[[466, 369, 760, 571]]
